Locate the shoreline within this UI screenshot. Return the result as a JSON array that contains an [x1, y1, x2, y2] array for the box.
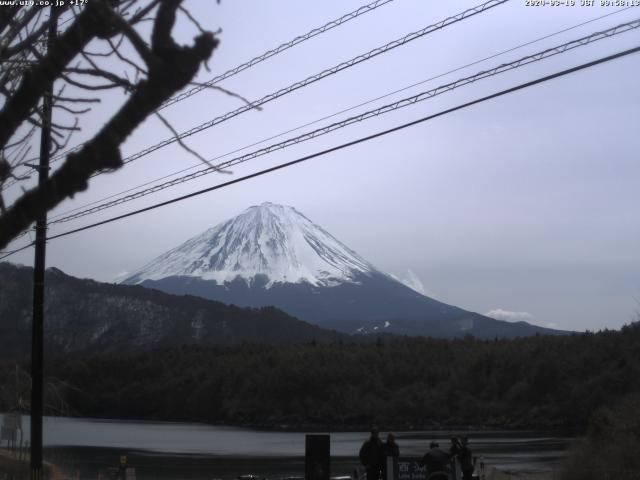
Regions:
[[4, 446, 562, 480], [42, 447, 562, 480], [4, 415, 569, 477], [19, 412, 576, 436]]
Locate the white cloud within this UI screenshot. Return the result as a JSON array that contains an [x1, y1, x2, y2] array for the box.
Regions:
[[546, 322, 558, 329], [392, 269, 439, 298], [485, 308, 534, 323], [401, 269, 426, 295], [112, 270, 130, 283]]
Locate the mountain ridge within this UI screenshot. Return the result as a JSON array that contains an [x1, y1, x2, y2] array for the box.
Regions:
[[123, 202, 565, 338], [124, 202, 377, 288], [0, 262, 347, 360]]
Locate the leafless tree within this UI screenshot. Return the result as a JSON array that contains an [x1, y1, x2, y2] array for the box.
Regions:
[[0, 364, 70, 415], [0, 0, 218, 250]]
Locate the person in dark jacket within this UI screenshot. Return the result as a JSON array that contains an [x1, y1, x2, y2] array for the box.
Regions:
[[382, 433, 400, 480], [449, 437, 462, 478], [458, 437, 474, 480], [449, 436, 475, 480], [449, 436, 462, 457], [359, 426, 385, 480], [420, 441, 450, 479]]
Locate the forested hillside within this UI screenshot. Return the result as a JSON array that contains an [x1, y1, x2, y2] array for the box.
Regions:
[[2, 324, 637, 432], [0, 262, 347, 360]]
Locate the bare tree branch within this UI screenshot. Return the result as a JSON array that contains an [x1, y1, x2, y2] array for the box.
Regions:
[[0, 2, 112, 149], [179, 5, 206, 34], [0, 6, 21, 35], [156, 111, 224, 171], [52, 104, 92, 115], [0, 8, 40, 57], [188, 81, 261, 110], [0, 10, 60, 62], [64, 67, 136, 91], [107, 35, 148, 76], [128, 0, 161, 25], [3, 124, 36, 151], [51, 95, 101, 104], [0, 0, 218, 249]]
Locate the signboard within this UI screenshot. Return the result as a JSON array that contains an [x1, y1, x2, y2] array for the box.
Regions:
[[398, 458, 427, 480]]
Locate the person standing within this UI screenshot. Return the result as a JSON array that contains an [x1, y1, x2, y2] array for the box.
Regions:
[[382, 433, 400, 480], [420, 441, 451, 480], [359, 426, 385, 480], [449, 437, 462, 480], [458, 437, 475, 480]]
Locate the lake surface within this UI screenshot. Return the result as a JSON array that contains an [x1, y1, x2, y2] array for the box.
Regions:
[[2, 415, 571, 479]]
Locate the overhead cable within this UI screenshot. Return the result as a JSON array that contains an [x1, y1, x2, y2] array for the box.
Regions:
[[160, 0, 398, 110], [1, 0, 399, 190], [44, 0, 508, 175], [114, 0, 508, 170], [47, 6, 634, 223], [3, 44, 639, 260], [48, 19, 640, 225]]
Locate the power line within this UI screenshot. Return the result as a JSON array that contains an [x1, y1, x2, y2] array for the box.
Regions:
[[113, 0, 507, 170], [42, 0, 506, 179], [47, 6, 634, 223], [48, 19, 640, 225], [160, 0, 397, 110], [1, 0, 398, 189], [1, 43, 634, 260], [0, 245, 32, 259]]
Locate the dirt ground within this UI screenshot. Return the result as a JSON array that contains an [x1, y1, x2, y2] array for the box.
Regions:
[[0, 448, 65, 480], [486, 466, 559, 480]]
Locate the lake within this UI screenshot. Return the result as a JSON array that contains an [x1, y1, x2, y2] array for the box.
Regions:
[[2, 415, 571, 479]]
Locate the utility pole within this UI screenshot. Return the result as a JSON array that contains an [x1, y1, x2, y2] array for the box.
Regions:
[[31, 9, 56, 480]]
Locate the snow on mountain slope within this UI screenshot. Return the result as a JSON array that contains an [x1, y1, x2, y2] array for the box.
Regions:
[[124, 202, 378, 288]]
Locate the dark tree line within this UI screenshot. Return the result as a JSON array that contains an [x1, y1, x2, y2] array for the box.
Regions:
[[1, 324, 639, 431], [561, 393, 640, 480]]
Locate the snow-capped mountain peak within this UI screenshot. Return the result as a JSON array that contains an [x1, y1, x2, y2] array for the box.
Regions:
[[124, 202, 378, 288]]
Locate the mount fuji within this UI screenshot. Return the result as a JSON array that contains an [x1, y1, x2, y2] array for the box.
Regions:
[[123, 202, 560, 338]]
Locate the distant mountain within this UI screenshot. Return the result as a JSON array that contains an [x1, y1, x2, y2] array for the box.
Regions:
[[123, 202, 563, 339], [123, 202, 375, 288], [0, 262, 346, 360]]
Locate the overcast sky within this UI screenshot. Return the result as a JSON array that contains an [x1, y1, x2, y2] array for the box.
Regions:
[[4, 0, 640, 332]]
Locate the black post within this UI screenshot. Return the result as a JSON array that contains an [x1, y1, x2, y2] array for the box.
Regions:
[[305, 434, 330, 480], [31, 9, 56, 480]]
